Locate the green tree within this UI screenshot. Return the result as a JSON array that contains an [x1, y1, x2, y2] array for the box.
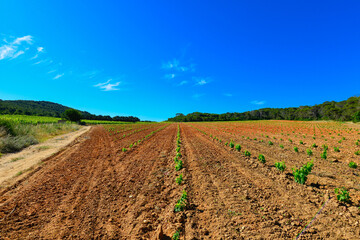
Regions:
[[64, 109, 82, 122], [353, 111, 360, 123]]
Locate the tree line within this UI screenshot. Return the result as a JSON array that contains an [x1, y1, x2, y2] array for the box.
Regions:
[[0, 100, 140, 122], [168, 96, 360, 122]]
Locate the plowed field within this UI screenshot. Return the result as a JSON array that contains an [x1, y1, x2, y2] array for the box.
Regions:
[[1, 121, 359, 239]]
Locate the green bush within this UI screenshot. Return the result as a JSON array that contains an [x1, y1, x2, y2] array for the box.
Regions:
[[355, 150, 360, 156], [174, 189, 187, 212], [299, 140, 303, 144], [229, 141, 234, 148], [176, 147, 180, 152], [279, 144, 284, 149], [306, 148, 313, 156], [352, 111, 360, 123], [258, 154, 266, 163], [244, 150, 251, 157], [349, 161, 358, 169], [311, 143, 318, 148], [122, 147, 127, 152], [176, 174, 183, 185], [334, 187, 351, 203], [64, 109, 82, 122], [294, 146, 299, 153], [235, 144, 241, 151], [292, 160, 314, 184], [0, 135, 38, 153], [268, 141, 273, 146], [175, 160, 183, 171], [321, 150, 327, 160], [172, 230, 180, 240], [334, 147, 340, 152], [275, 161, 286, 172]]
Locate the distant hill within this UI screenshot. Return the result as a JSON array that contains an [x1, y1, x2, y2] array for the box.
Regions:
[[0, 99, 140, 122], [168, 96, 360, 122]]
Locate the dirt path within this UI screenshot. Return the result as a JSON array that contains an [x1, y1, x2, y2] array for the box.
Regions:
[[0, 126, 91, 187]]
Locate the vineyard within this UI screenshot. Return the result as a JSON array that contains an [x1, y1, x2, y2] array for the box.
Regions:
[[0, 120, 359, 239]]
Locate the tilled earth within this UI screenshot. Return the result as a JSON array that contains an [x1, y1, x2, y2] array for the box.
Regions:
[[0, 123, 359, 239]]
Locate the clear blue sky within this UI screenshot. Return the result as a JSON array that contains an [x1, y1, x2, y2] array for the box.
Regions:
[[1, 1, 359, 121]]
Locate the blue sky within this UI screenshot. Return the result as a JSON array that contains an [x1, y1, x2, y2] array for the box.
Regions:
[[0, 1, 360, 121]]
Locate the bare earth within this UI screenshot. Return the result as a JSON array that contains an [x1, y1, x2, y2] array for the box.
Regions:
[[0, 123, 359, 239], [0, 126, 91, 187]]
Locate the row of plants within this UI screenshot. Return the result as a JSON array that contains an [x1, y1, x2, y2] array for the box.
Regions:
[[190, 123, 355, 205], [120, 124, 169, 152], [172, 124, 187, 239]]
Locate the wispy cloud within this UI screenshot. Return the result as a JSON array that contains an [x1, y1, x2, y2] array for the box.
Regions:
[[224, 93, 233, 97], [194, 77, 210, 86], [94, 79, 111, 87], [53, 73, 64, 80], [165, 73, 176, 79], [94, 79, 121, 91], [83, 70, 101, 79], [178, 80, 188, 86], [12, 35, 33, 45], [251, 100, 266, 105], [37, 46, 44, 52], [162, 58, 193, 72], [48, 69, 57, 74], [0, 35, 33, 60]]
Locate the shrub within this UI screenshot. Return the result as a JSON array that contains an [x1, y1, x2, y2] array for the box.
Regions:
[[334, 147, 340, 152], [172, 230, 180, 240], [355, 150, 360, 156], [176, 147, 180, 152], [289, 139, 293, 143], [64, 109, 81, 122], [306, 148, 313, 156], [300, 141, 303, 144], [235, 144, 241, 151], [268, 141, 273, 146], [279, 144, 284, 149], [353, 111, 360, 123], [294, 147, 299, 153], [176, 152, 182, 158], [275, 161, 286, 172], [122, 147, 127, 152], [320, 150, 327, 160], [244, 150, 251, 157], [176, 174, 183, 185], [225, 142, 228, 146], [174, 189, 187, 212], [322, 144, 328, 151], [292, 160, 314, 184], [334, 187, 351, 203], [349, 161, 358, 169], [229, 141, 235, 148], [0, 135, 38, 153], [175, 160, 183, 171], [311, 143, 318, 148], [258, 154, 266, 163]]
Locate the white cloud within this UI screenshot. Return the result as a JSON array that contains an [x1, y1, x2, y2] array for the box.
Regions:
[[162, 59, 179, 70], [0, 45, 15, 60], [251, 100, 266, 105], [224, 93, 233, 97], [94, 79, 111, 87], [178, 80, 188, 86], [48, 69, 56, 74], [162, 59, 192, 72], [11, 50, 25, 59], [100, 82, 121, 91], [12, 35, 33, 45], [53, 73, 64, 80], [37, 46, 44, 52], [0, 35, 33, 60], [194, 77, 211, 86], [165, 73, 176, 79], [94, 79, 121, 91]]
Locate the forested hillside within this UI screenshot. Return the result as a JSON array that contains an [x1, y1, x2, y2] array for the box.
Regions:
[[0, 99, 140, 122], [168, 96, 360, 122]]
